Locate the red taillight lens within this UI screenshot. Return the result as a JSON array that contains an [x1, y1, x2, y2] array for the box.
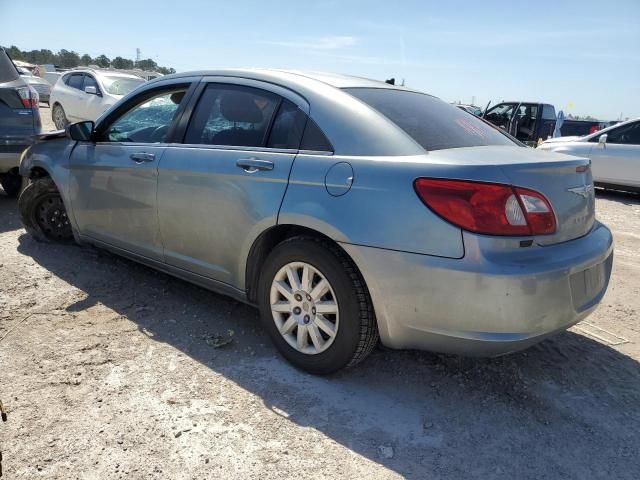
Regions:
[[414, 178, 556, 236], [16, 86, 39, 108]]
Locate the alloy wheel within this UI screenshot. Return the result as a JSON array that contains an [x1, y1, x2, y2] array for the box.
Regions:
[[269, 261, 339, 355]]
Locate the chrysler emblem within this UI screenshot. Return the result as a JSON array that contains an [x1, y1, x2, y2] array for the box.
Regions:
[[567, 184, 593, 198]]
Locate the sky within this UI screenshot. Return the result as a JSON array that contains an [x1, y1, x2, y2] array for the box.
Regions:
[[1, 0, 639, 120]]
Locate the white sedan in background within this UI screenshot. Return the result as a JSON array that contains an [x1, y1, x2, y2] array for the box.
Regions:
[[539, 118, 640, 192]]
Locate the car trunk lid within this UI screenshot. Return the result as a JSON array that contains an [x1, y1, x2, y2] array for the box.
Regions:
[[426, 146, 595, 245]]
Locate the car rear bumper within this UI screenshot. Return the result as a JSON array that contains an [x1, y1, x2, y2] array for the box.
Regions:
[[0, 150, 26, 173], [341, 221, 614, 356]]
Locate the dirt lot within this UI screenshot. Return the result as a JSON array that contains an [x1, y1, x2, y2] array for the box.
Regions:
[[1, 112, 639, 479]]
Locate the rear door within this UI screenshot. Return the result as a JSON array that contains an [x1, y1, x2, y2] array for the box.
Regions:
[[68, 80, 195, 260], [589, 121, 640, 187], [157, 78, 308, 287]]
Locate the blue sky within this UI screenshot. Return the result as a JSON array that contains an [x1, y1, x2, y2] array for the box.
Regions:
[[1, 0, 638, 119]]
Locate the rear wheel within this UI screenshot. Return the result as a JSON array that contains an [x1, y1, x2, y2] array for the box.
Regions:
[[0, 171, 23, 198], [258, 237, 378, 374], [18, 177, 74, 242], [52, 103, 68, 130]]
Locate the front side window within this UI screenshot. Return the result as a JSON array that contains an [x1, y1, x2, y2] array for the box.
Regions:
[[100, 88, 187, 143], [83, 74, 99, 93], [483, 103, 517, 130], [346, 88, 515, 151], [605, 121, 640, 145], [66, 74, 84, 90], [185, 84, 279, 147], [101, 76, 145, 96]]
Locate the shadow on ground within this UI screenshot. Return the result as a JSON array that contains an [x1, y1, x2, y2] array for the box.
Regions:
[[596, 188, 640, 206], [15, 233, 640, 479], [0, 195, 21, 234]]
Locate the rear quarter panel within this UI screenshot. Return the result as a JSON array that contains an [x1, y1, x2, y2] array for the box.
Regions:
[[279, 153, 466, 258]]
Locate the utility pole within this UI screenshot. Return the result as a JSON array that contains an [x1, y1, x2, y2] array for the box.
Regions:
[[135, 48, 141, 66]]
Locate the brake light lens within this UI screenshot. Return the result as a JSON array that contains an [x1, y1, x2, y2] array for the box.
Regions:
[[414, 178, 556, 236], [16, 86, 39, 108]]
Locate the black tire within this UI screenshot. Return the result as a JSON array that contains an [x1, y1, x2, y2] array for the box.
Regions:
[[52, 103, 68, 130], [0, 172, 23, 198], [258, 236, 378, 374], [18, 177, 74, 243]]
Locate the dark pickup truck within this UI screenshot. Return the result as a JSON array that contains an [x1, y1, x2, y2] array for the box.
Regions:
[[482, 101, 603, 147], [0, 46, 41, 197]]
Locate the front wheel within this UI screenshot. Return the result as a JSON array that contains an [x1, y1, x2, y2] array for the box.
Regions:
[[18, 177, 74, 242], [258, 237, 378, 374]]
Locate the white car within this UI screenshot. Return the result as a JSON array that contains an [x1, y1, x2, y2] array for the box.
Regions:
[[539, 118, 640, 192], [49, 69, 145, 129]]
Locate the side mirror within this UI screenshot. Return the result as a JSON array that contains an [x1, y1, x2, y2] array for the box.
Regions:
[[66, 121, 95, 142], [84, 86, 98, 95], [598, 133, 608, 147]]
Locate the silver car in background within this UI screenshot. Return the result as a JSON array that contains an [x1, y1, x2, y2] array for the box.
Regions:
[[539, 118, 640, 192], [17, 67, 51, 104], [18, 69, 613, 373]]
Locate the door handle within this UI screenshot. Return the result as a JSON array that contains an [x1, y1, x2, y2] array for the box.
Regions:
[[236, 158, 274, 173], [130, 152, 156, 163]]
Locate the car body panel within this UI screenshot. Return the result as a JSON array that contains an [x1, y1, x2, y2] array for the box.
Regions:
[[539, 118, 640, 189], [19, 69, 615, 357]]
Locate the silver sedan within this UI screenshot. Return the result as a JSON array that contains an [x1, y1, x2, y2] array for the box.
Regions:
[[17, 70, 613, 373]]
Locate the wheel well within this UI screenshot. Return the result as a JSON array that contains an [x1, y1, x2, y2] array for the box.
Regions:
[[245, 225, 354, 303], [29, 167, 50, 179]]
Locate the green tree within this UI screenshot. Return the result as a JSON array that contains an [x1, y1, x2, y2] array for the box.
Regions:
[[136, 58, 158, 71], [57, 49, 81, 68], [157, 66, 176, 75], [80, 54, 93, 66], [94, 54, 111, 68], [111, 56, 134, 69], [7, 46, 24, 61]]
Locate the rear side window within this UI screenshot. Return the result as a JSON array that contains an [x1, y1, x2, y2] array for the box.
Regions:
[[66, 74, 84, 90], [300, 118, 333, 152], [185, 84, 279, 148], [345, 88, 515, 151], [542, 104, 556, 120], [267, 99, 306, 150]]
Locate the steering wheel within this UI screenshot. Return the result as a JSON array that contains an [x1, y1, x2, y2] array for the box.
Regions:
[[150, 125, 169, 143]]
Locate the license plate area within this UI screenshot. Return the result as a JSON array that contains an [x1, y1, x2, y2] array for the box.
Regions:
[[570, 254, 612, 311]]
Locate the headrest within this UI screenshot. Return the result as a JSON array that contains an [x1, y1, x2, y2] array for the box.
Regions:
[[220, 91, 264, 123]]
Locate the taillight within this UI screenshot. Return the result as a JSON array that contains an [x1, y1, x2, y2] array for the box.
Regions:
[[414, 178, 556, 236], [16, 86, 39, 108]]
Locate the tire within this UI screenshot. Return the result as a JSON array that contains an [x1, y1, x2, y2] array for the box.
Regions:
[[52, 103, 68, 130], [18, 177, 74, 243], [0, 172, 23, 198], [258, 236, 379, 374]]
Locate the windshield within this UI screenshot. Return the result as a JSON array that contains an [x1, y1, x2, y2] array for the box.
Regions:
[[345, 88, 515, 151], [101, 76, 145, 96]]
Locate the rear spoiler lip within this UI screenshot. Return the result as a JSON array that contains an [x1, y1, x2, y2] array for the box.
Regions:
[[35, 129, 66, 140]]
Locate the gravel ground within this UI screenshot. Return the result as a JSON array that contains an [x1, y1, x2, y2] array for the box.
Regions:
[[1, 112, 639, 479]]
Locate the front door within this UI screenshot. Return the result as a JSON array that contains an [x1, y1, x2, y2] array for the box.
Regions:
[[157, 81, 308, 287], [590, 121, 640, 187], [68, 85, 191, 260]]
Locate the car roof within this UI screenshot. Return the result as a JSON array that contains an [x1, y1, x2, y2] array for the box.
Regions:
[[146, 68, 417, 92], [583, 117, 640, 139]]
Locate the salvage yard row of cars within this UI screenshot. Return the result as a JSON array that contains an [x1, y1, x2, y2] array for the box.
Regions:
[[0, 46, 634, 373]]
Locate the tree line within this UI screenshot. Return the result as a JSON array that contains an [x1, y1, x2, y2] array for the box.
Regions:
[[5, 45, 176, 74]]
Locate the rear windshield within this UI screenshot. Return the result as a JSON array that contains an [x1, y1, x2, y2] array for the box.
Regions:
[[102, 76, 145, 96], [344, 88, 515, 151]]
